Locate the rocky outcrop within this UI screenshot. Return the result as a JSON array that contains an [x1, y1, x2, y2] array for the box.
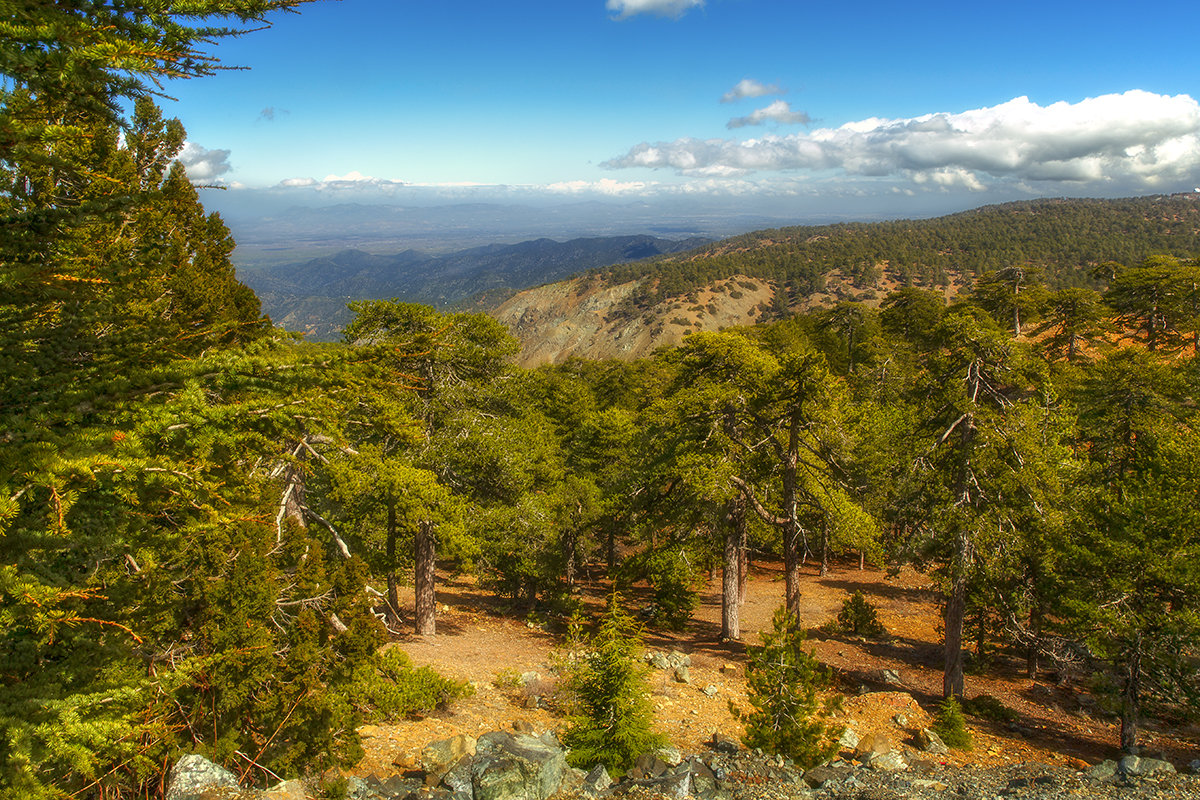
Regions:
[[491, 275, 776, 366]]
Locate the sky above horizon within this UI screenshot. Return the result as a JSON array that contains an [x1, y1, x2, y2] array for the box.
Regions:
[[170, 0, 1200, 222]]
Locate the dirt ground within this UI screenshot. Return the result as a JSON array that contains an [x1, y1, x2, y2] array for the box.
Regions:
[[352, 557, 1200, 778]]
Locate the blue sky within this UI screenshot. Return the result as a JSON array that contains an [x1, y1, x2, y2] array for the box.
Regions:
[[169, 0, 1200, 222]]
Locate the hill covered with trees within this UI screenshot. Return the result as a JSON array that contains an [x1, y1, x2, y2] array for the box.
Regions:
[[494, 194, 1200, 365], [2, 3, 1199, 797]]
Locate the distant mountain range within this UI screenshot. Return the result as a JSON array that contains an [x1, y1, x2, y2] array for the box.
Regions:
[[240, 234, 709, 340]]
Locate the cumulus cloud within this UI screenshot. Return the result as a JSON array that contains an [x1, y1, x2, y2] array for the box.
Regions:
[[177, 142, 232, 183], [606, 0, 703, 20], [721, 79, 783, 103], [604, 91, 1200, 191], [727, 100, 812, 129]]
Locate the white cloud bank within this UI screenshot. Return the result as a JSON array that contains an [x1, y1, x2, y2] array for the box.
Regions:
[[604, 91, 1200, 190], [606, 0, 703, 20], [721, 79, 783, 103], [177, 142, 232, 183], [728, 100, 811, 129]]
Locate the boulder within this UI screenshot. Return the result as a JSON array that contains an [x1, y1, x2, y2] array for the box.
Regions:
[[1190, 758, 1200, 775], [655, 745, 684, 767], [471, 731, 567, 800], [422, 734, 478, 786], [1088, 760, 1118, 781], [628, 771, 691, 800], [580, 765, 612, 796], [673, 664, 692, 684], [838, 726, 860, 750], [915, 728, 949, 755], [802, 763, 851, 788], [857, 732, 908, 771], [165, 754, 240, 800], [1118, 755, 1176, 777], [709, 732, 739, 753]]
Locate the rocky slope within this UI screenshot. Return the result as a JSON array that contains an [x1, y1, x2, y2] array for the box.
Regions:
[[492, 271, 961, 367]]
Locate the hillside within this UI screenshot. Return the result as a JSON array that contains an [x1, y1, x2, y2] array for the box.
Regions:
[[494, 194, 1200, 365], [240, 234, 708, 340]]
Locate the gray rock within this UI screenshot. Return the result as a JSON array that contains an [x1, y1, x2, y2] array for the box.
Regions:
[[802, 763, 850, 788], [879, 668, 902, 686], [165, 754, 240, 800], [557, 767, 587, 795], [915, 728, 949, 755], [703, 684, 719, 697], [1118, 755, 1176, 777], [655, 745, 684, 767], [1191, 758, 1200, 775], [647, 651, 671, 670], [709, 732, 739, 753], [668, 651, 691, 668], [866, 750, 909, 771], [838, 726, 860, 750], [1088, 760, 1118, 781], [673, 664, 692, 684], [629, 771, 691, 800], [471, 731, 567, 800], [422, 733, 478, 786], [631, 753, 671, 779], [581, 765, 612, 796], [893, 713, 909, 728]]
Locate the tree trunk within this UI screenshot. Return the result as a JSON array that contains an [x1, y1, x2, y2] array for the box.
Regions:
[[943, 571, 967, 699], [819, 525, 829, 577], [564, 528, 578, 588], [783, 414, 802, 618], [1026, 606, 1042, 679], [738, 529, 748, 607], [859, 549, 865, 570], [721, 497, 744, 640], [414, 520, 436, 635], [385, 502, 402, 627], [1120, 637, 1143, 754]]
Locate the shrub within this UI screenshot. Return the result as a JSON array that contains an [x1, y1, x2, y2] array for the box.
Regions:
[[619, 546, 699, 631], [835, 591, 887, 638], [561, 594, 666, 774], [932, 697, 973, 750], [735, 607, 844, 768], [961, 694, 1018, 723], [347, 648, 472, 722]]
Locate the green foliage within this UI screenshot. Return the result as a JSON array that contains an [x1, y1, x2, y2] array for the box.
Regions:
[[834, 591, 887, 638], [960, 694, 1018, 723], [932, 697, 973, 750], [735, 608, 843, 768], [347, 648, 473, 723], [619, 546, 700, 630], [561, 595, 666, 774]]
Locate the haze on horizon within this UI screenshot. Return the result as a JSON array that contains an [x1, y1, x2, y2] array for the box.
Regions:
[[169, 0, 1200, 251]]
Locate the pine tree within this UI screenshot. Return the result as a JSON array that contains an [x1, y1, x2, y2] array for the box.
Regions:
[[561, 595, 666, 774], [735, 607, 843, 768]]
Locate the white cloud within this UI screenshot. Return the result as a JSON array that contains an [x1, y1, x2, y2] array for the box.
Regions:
[[545, 178, 656, 195], [276, 172, 409, 192], [606, 0, 703, 20], [177, 142, 232, 183], [721, 79, 783, 103], [727, 100, 811, 129], [603, 91, 1200, 191]]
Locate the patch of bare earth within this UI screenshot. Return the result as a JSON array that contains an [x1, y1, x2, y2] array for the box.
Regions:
[[352, 558, 1200, 778]]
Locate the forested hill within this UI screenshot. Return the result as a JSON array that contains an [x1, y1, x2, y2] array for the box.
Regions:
[[494, 194, 1200, 365], [240, 234, 708, 340]]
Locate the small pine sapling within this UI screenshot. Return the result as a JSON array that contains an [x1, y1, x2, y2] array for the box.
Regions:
[[835, 591, 887, 637], [561, 594, 666, 774], [734, 607, 844, 768], [932, 697, 973, 750]]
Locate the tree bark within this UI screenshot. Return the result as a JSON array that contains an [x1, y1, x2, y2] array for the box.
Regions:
[[943, 571, 967, 699], [414, 520, 436, 635], [819, 525, 830, 577], [721, 497, 745, 640], [385, 502, 402, 627], [1120, 637, 1143, 754]]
